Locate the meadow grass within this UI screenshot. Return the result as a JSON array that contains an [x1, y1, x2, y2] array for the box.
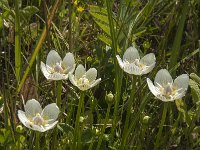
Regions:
[[0, 0, 200, 149]]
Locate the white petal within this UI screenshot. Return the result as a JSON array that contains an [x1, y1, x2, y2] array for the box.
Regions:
[[154, 69, 173, 86], [147, 78, 160, 97], [69, 73, 77, 87], [90, 78, 101, 89], [86, 68, 97, 82], [123, 63, 142, 75], [62, 52, 75, 73], [173, 74, 189, 91], [40, 62, 50, 79], [25, 99, 42, 118], [75, 64, 86, 79], [142, 63, 156, 74], [43, 121, 58, 132], [42, 103, 59, 124], [123, 46, 140, 63], [140, 53, 156, 66], [46, 50, 62, 67], [18, 110, 32, 128], [116, 55, 124, 69], [48, 72, 67, 80]]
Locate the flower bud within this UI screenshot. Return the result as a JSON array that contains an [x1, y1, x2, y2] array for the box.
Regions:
[[105, 92, 114, 104], [142, 116, 150, 125], [16, 125, 24, 133]]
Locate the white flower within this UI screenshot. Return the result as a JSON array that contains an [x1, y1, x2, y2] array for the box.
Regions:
[[41, 50, 75, 80], [17, 99, 60, 132], [147, 69, 189, 102], [116, 46, 156, 75], [69, 64, 101, 91]]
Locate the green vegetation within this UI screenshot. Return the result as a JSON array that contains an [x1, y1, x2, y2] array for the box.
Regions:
[[0, 0, 200, 149]]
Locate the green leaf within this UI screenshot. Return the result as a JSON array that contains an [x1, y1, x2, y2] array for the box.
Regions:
[[189, 79, 200, 103], [20, 6, 39, 21]]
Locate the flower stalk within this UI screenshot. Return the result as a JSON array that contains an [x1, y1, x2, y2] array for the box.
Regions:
[[73, 91, 85, 149], [154, 103, 168, 150], [121, 76, 137, 149], [96, 103, 111, 150]]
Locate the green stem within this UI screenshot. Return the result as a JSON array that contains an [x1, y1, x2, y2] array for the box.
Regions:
[[35, 132, 40, 150], [56, 80, 62, 108], [73, 91, 85, 150], [15, 0, 21, 84], [154, 103, 168, 150], [106, 0, 122, 144], [96, 104, 111, 150], [120, 76, 137, 150]]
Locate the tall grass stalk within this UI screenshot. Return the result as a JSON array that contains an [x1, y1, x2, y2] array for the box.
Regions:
[[96, 103, 111, 150], [14, 0, 21, 84], [17, 0, 61, 93], [106, 0, 122, 144], [154, 103, 168, 150], [73, 91, 85, 150], [35, 132, 40, 150], [120, 76, 137, 149]]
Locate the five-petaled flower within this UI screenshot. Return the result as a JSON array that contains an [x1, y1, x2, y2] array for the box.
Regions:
[[69, 64, 101, 91], [18, 99, 60, 132], [116, 46, 156, 75], [41, 50, 75, 80], [147, 69, 189, 102]]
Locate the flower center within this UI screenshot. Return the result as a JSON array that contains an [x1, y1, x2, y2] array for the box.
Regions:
[[53, 62, 64, 73], [159, 83, 177, 98], [78, 75, 90, 86], [32, 113, 45, 126], [134, 59, 145, 69]]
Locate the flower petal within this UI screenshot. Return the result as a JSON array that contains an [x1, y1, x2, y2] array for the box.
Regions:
[[69, 73, 77, 87], [43, 121, 58, 132], [46, 50, 62, 67], [75, 64, 86, 79], [154, 69, 173, 86], [42, 103, 59, 124], [142, 63, 156, 75], [18, 110, 32, 128], [123, 63, 142, 75], [90, 78, 101, 89], [48, 72, 68, 80], [116, 55, 124, 69], [62, 52, 75, 73], [173, 74, 189, 91], [25, 99, 42, 118], [86, 68, 97, 82], [147, 78, 160, 97], [40, 62, 50, 79], [140, 53, 156, 66], [123, 46, 140, 63]]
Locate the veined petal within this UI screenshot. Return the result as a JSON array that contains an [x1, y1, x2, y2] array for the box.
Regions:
[[90, 78, 101, 89], [69, 73, 77, 87], [173, 74, 189, 91], [25, 99, 42, 118], [154, 69, 173, 87], [123, 63, 142, 75], [147, 78, 160, 97], [48, 72, 68, 80], [86, 68, 97, 82], [142, 63, 156, 74], [46, 50, 62, 67], [42, 103, 59, 124], [116, 55, 124, 69], [62, 52, 75, 72], [40, 62, 50, 79], [140, 53, 156, 66], [18, 110, 31, 128], [43, 121, 58, 132], [123, 46, 140, 63], [75, 64, 86, 79]]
